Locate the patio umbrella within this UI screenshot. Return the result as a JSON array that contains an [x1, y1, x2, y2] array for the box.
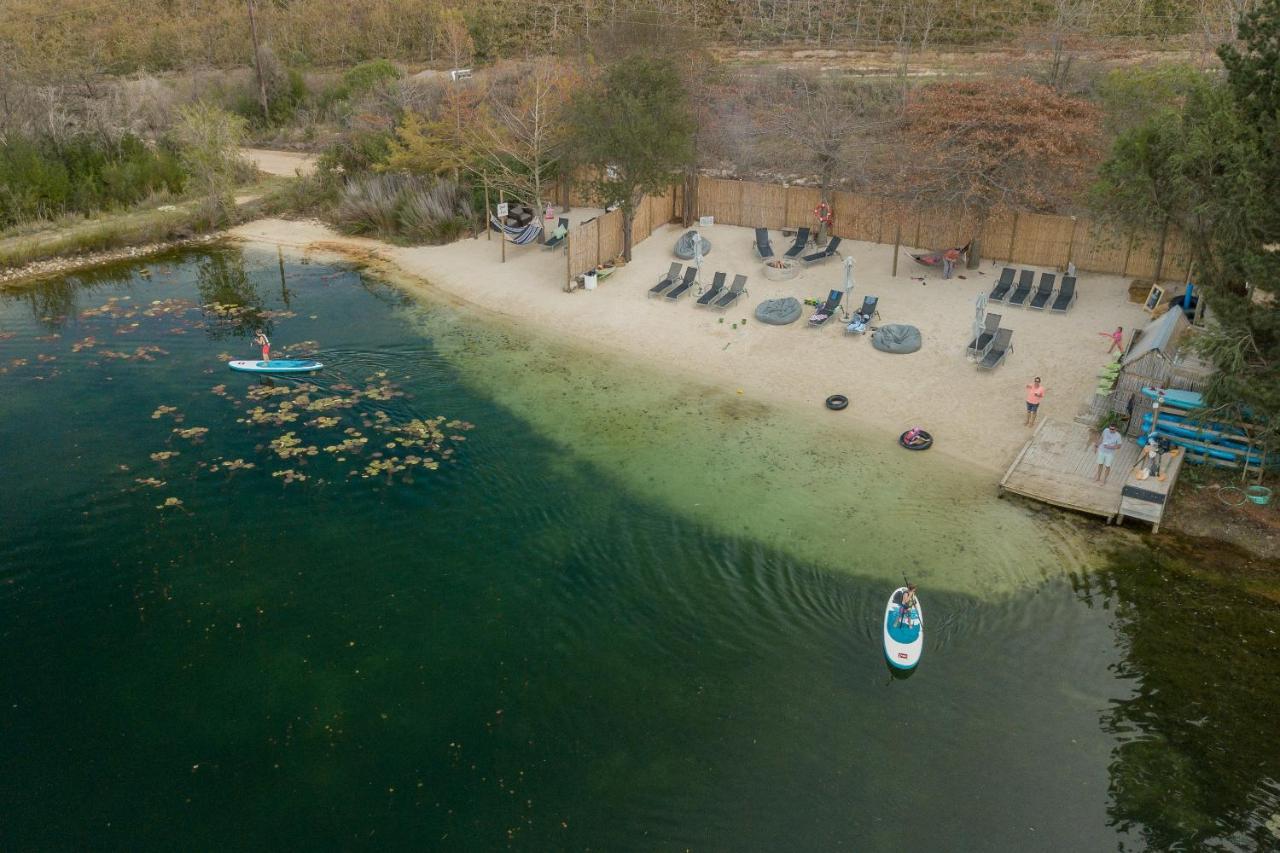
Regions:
[[972, 292, 988, 361], [842, 256, 856, 311], [692, 232, 703, 287]]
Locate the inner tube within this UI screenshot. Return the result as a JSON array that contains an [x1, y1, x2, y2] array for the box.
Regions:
[[826, 394, 849, 411], [899, 429, 933, 450]]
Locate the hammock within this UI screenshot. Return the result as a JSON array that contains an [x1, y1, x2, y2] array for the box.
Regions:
[[909, 241, 971, 267], [490, 215, 543, 246]]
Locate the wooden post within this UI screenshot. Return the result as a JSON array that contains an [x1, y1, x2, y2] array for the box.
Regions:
[[1007, 212, 1019, 263], [1121, 234, 1135, 277], [566, 230, 573, 291], [499, 190, 506, 264], [484, 181, 490, 241], [1065, 215, 1079, 270], [891, 221, 902, 277]]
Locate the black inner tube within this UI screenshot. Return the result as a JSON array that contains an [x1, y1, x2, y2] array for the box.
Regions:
[[899, 429, 933, 450], [826, 395, 849, 411]]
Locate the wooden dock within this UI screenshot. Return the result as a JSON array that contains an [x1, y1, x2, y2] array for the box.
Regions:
[[999, 419, 1181, 530]]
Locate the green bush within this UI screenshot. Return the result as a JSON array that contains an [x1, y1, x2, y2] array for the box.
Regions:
[[0, 134, 186, 228], [340, 59, 402, 98]]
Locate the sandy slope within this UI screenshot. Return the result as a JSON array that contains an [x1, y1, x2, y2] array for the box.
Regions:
[[230, 215, 1147, 477], [240, 148, 318, 177]]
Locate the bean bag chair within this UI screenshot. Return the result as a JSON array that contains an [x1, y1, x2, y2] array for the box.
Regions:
[[872, 324, 922, 354], [674, 230, 711, 260], [754, 297, 803, 325]]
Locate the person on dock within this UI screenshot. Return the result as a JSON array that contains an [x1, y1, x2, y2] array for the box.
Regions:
[[1025, 377, 1046, 427], [896, 584, 918, 628], [1094, 424, 1124, 485], [1100, 326, 1124, 354], [254, 330, 271, 362]]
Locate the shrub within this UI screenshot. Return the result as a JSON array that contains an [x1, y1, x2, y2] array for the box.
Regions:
[[340, 60, 403, 99], [333, 172, 473, 244]]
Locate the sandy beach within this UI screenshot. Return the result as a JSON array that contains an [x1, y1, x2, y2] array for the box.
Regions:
[[231, 214, 1148, 477]]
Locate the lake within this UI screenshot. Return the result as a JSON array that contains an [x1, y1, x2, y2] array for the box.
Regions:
[[1, 245, 1277, 850]]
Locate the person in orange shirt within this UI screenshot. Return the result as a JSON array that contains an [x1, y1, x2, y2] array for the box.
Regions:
[[1025, 377, 1046, 427]]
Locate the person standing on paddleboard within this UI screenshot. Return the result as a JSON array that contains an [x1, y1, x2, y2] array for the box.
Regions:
[[254, 330, 270, 362], [896, 584, 918, 628]]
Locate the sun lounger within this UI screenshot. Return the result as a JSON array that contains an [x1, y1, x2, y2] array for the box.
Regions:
[[989, 267, 1015, 302], [543, 217, 570, 250], [977, 328, 1013, 369], [664, 266, 698, 301], [755, 228, 774, 260], [695, 271, 728, 307], [712, 274, 748, 310], [801, 237, 842, 265], [1006, 270, 1035, 307], [845, 295, 879, 334], [783, 227, 811, 258], [808, 289, 843, 327], [1028, 273, 1057, 309], [966, 312, 1002, 357], [648, 262, 683, 298], [1050, 276, 1077, 312]]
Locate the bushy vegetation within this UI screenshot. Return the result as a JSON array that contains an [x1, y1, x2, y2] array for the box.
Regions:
[[0, 134, 185, 229], [333, 173, 473, 243]]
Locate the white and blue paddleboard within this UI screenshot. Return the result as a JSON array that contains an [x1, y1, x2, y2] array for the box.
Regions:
[[884, 587, 923, 670], [227, 359, 323, 374]]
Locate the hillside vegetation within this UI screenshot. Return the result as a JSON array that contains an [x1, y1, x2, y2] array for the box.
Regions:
[[0, 0, 1247, 76]]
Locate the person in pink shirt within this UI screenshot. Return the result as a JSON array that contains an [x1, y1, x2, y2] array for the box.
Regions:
[[1100, 326, 1124, 354], [1024, 377, 1046, 427]]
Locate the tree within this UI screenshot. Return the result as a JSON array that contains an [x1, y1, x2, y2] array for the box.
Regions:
[[173, 102, 249, 224], [461, 61, 577, 236], [381, 110, 467, 176], [898, 78, 1101, 256], [566, 58, 695, 260]]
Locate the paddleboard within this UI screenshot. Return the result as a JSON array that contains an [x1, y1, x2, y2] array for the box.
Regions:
[[1140, 387, 1205, 410], [883, 587, 923, 670], [228, 359, 323, 374]]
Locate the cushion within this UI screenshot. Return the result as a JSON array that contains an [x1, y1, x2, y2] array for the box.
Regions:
[[754, 297, 803, 325], [872, 324, 922, 354]]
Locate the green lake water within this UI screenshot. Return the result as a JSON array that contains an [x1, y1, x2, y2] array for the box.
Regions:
[[1, 244, 1278, 850]]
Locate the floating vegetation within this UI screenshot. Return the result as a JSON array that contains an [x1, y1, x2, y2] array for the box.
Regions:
[[135, 477, 166, 487], [271, 468, 307, 484], [150, 451, 180, 462], [36, 353, 57, 363], [173, 427, 209, 441], [241, 406, 298, 426], [151, 405, 179, 419], [306, 416, 341, 429], [246, 385, 294, 401], [210, 384, 227, 396], [114, 322, 141, 335], [71, 336, 99, 352], [142, 298, 197, 318], [157, 496, 183, 508], [99, 345, 168, 362], [268, 432, 318, 460]]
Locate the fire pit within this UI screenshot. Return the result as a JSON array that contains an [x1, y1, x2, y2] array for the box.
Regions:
[[762, 257, 799, 281]]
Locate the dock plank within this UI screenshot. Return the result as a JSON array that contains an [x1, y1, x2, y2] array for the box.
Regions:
[[1000, 419, 1142, 520]]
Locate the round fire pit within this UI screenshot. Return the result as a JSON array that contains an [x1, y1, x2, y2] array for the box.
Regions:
[[762, 257, 799, 281]]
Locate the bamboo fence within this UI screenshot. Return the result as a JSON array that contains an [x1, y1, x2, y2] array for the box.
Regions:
[[563, 188, 676, 287], [692, 176, 1193, 280]]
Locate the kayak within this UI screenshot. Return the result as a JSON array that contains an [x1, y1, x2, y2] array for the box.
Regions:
[[227, 359, 323, 374], [1140, 387, 1204, 410], [883, 587, 923, 670]]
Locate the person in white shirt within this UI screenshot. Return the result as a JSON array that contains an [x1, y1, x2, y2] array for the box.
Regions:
[[1094, 425, 1124, 484]]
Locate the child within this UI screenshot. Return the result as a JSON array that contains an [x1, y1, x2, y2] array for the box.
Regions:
[[1100, 326, 1123, 354], [254, 330, 271, 362]]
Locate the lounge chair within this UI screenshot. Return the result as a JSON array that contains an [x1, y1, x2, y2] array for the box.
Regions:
[[801, 237, 842, 265], [977, 328, 1013, 369], [989, 267, 1015, 302], [648, 262, 683, 298], [966, 312, 1002, 357], [712, 274, 748, 310], [695, 271, 728, 307], [1005, 270, 1035, 307], [755, 228, 774, 260], [664, 266, 698, 301], [783, 227, 811, 258], [1051, 276, 1077, 312], [1028, 273, 1057, 309], [845, 295, 879, 334], [808, 289, 843, 327], [542, 216, 570, 250]]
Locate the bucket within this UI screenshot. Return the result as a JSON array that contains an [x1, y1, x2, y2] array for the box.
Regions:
[[583, 271, 598, 291], [1246, 485, 1272, 506]]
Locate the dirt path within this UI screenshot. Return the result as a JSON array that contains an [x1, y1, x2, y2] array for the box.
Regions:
[[241, 148, 317, 177]]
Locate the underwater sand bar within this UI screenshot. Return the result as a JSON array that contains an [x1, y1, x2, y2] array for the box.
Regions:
[[230, 217, 1149, 479]]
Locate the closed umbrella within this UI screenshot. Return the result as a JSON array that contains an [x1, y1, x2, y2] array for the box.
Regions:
[[972, 292, 988, 361], [692, 232, 703, 288], [842, 256, 855, 313]]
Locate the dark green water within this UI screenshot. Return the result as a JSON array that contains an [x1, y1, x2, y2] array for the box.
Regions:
[[2, 246, 1278, 851]]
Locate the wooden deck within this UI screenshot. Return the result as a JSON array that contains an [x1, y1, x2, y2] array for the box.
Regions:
[[999, 419, 1145, 522], [1117, 445, 1185, 532]]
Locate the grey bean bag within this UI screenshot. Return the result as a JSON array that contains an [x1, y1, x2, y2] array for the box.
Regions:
[[872, 324, 922, 354], [674, 230, 711, 260], [754, 297, 802, 325]]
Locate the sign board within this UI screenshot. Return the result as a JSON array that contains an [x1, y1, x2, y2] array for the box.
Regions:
[[698, 215, 714, 227], [496, 202, 509, 218], [1143, 283, 1165, 314]]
